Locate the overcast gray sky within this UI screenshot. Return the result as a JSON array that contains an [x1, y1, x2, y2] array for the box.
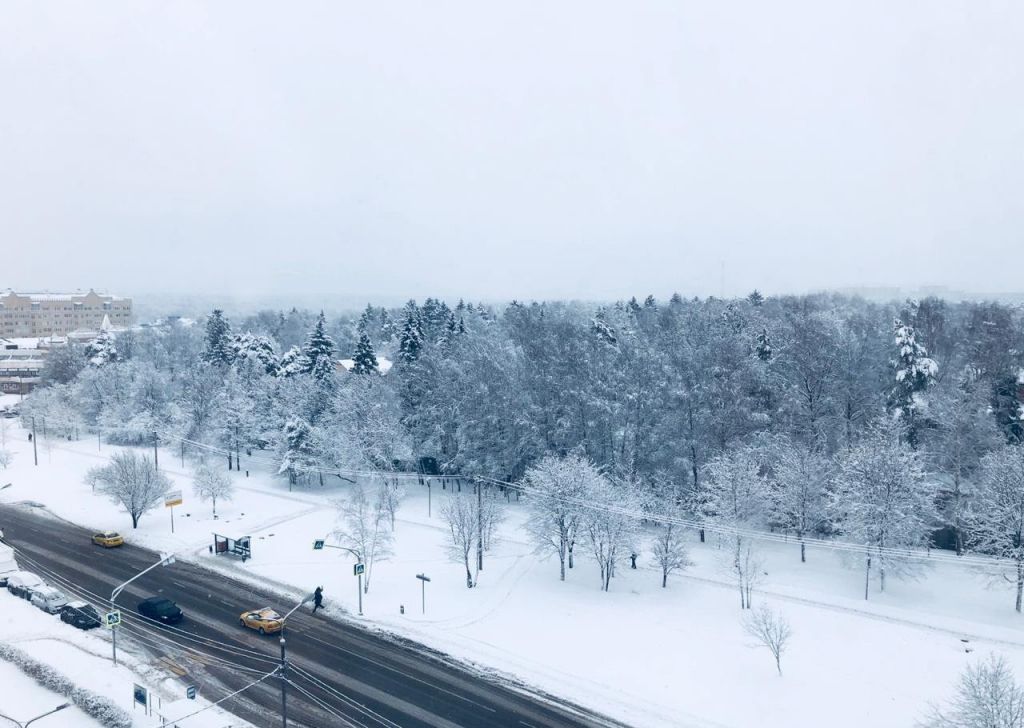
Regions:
[[2, 1, 1021, 303]]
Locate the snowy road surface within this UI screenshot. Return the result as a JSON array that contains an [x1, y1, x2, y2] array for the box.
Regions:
[[0, 502, 627, 728]]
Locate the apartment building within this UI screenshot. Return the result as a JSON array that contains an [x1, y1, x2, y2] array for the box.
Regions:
[[0, 290, 132, 337]]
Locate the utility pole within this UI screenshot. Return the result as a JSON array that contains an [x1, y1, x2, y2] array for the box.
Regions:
[[864, 556, 871, 601], [427, 479, 431, 518], [98, 429, 101, 452], [152, 431, 158, 470], [476, 480, 483, 572], [416, 573, 430, 614], [181, 440, 185, 468], [279, 636, 288, 728], [31, 417, 37, 466]]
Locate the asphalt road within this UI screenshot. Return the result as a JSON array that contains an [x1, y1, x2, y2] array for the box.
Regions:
[[0, 503, 626, 728]]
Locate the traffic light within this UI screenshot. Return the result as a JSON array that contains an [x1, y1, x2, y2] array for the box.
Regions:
[[313, 539, 324, 550]]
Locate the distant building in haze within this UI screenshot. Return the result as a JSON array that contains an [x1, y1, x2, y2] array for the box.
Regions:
[[0, 290, 132, 338]]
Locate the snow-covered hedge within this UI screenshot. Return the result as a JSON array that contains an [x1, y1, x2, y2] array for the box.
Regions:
[[0, 642, 132, 728]]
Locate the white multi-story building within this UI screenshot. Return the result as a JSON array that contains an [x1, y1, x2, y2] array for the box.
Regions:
[[0, 290, 132, 337]]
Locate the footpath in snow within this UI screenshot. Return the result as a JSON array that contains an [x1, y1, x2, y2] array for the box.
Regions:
[[2, 421, 1024, 728]]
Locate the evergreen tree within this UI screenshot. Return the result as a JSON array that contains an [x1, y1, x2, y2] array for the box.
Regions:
[[379, 309, 396, 342], [747, 289, 765, 307], [201, 310, 234, 366], [277, 346, 309, 378], [398, 310, 424, 364], [85, 329, 118, 367], [889, 318, 938, 447], [669, 292, 684, 306], [277, 416, 316, 490], [352, 333, 379, 375], [756, 327, 773, 361], [302, 311, 336, 374]]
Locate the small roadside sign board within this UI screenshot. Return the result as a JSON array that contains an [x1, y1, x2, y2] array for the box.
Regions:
[[186, 685, 197, 700], [105, 610, 121, 628], [353, 563, 365, 576], [313, 539, 325, 550], [165, 490, 183, 508], [416, 573, 431, 582], [133, 683, 147, 707]]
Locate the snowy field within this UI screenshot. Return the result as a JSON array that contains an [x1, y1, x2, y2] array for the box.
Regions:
[[3, 422, 1024, 727]]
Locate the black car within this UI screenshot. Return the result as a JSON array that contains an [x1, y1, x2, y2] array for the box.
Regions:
[[137, 597, 183, 624], [60, 601, 102, 630]]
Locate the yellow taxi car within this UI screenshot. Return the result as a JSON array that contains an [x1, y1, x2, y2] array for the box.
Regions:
[[92, 531, 124, 548], [240, 607, 284, 635]]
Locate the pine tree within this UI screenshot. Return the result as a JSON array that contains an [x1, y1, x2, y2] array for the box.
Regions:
[[889, 318, 938, 447], [278, 416, 315, 490], [747, 289, 765, 307], [756, 327, 772, 361], [277, 346, 309, 378], [379, 310, 396, 343], [669, 292, 683, 306], [398, 310, 424, 364], [201, 310, 234, 366], [84, 329, 118, 367], [302, 311, 336, 374], [352, 333, 379, 375]]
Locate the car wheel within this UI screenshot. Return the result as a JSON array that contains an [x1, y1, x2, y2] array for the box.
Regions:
[[259, 627, 265, 635], [240, 619, 246, 627]]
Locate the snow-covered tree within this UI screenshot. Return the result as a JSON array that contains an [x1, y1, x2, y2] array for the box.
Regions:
[[830, 421, 936, 597], [651, 516, 692, 588], [277, 416, 316, 490], [769, 439, 830, 562], [922, 655, 1024, 728], [582, 477, 639, 592], [377, 478, 405, 530], [398, 309, 424, 364], [201, 310, 234, 366], [889, 318, 938, 447], [277, 346, 309, 378], [332, 481, 393, 594], [703, 446, 771, 607], [927, 371, 1002, 554], [524, 454, 600, 581], [85, 328, 118, 367], [0, 450, 11, 469], [755, 327, 772, 361], [744, 605, 792, 676], [967, 444, 1024, 612], [88, 451, 171, 529], [302, 311, 335, 374], [440, 490, 502, 588], [231, 332, 279, 376], [193, 462, 234, 517], [351, 333, 379, 375]]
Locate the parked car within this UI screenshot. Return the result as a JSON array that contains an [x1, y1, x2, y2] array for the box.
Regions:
[[137, 597, 183, 624], [0, 543, 18, 587], [92, 531, 124, 548], [6, 571, 45, 599], [240, 607, 284, 635], [60, 601, 102, 630], [30, 586, 69, 614]]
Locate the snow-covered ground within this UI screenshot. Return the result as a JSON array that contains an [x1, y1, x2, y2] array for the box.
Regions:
[[2, 423, 1024, 727]]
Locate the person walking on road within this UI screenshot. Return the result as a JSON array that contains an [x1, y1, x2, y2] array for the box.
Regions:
[[312, 586, 324, 613]]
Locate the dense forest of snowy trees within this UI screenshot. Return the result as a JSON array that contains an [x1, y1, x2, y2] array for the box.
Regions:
[[20, 293, 1024, 602]]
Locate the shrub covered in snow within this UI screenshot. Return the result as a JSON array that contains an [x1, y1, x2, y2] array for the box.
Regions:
[[0, 642, 133, 728]]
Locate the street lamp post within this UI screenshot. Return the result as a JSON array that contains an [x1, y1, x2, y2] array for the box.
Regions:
[[312, 540, 364, 616], [110, 553, 175, 666], [0, 702, 71, 727], [278, 593, 315, 728], [416, 573, 430, 614]]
